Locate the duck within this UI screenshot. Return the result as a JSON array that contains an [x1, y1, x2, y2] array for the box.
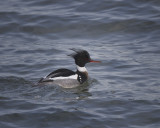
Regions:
[[37, 49, 100, 88]]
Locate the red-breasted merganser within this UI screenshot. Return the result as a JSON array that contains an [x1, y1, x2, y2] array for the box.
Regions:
[[38, 49, 100, 88]]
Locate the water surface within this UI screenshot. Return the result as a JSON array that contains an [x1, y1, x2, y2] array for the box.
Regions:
[[0, 0, 160, 128]]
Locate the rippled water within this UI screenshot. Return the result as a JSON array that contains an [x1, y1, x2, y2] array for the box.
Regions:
[[0, 0, 160, 128]]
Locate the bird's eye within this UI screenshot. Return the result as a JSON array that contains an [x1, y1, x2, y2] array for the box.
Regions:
[[85, 55, 89, 59]]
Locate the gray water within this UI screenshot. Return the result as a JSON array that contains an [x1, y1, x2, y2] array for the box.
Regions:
[[0, 0, 160, 128]]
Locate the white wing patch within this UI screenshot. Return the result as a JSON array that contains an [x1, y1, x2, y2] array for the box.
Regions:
[[49, 74, 78, 80]]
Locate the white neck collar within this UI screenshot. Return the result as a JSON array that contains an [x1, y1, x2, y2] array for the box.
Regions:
[[77, 65, 87, 72]]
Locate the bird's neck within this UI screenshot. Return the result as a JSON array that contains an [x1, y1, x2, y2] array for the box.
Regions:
[[76, 65, 87, 73], [76, 65, 88, 83]]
